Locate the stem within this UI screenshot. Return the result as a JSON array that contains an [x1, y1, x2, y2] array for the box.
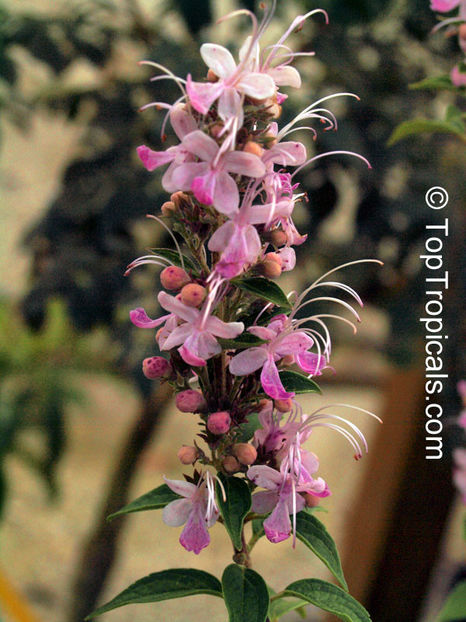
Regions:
[[269, 591, 286, 602], [232, 528, 252, 568]]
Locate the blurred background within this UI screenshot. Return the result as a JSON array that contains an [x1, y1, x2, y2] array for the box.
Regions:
[[0, 0, 464, 621]]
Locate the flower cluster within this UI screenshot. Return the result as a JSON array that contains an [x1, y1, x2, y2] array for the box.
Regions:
[[431, 0, 466, 86], [129, 4, 381, 555]]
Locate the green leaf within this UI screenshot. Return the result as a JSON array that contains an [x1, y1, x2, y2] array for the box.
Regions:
[[150, 248, 199, 272], [216, 474, 251, 550], [295, 512, 348, 590], [107, 484, 180, 521], [410, 74, 459, 92], [234, 412, 261, 443], [435, 580, 466, 622], [233, 277, 291, 310], [218, 333, 267, 350], [279, 370, 322, 394], [283, 579, 371, 622], [222, 564, 269, 622], [86, 569, 223, 618], [388, 118, 465, 146], [269, 596, 308, 621]]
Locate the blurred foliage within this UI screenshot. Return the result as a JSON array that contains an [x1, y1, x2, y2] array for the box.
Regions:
[[0, 298, 114, 517]]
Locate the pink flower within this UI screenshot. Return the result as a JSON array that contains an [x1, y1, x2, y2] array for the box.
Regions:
[[136, 103, 198, 192], [208, 194, 294, 278], [451, 64, 466, 86], [162, 474, 219, 554], [186, 43, 275, 118], [430, 0, 460, 11], [157, 290, 244, 366], [247, 462, 328, 543], [229, 315, 315, 400], [171, 130, 266, 216]]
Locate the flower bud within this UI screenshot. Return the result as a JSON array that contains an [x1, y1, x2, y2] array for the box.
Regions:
[[207, 68, 218, 82], [180, 283, 207, 307], [281, 354, 294, 366], [269, 229, 287, 247], [243, 141, 264, 157], [460, 23, 466, 55], [207, 411, 231, 435], [177, 445, 198, 465], [176, 389, 207, 413], [223, 455, 240, 473], [142, 356, 172, 379], [232, 443, 257, 466], [303, 492, 321, 508], [161, 201, 176, 216], [210, 123, 224, 138], [259, 399, 272, 411], [170, 191, 189, 208], [160, 266, 191, 290], [259, 253, 282, 278], [275, 398, 293, 413]]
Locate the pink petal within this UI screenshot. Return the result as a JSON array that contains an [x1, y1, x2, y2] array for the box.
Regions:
[[160, 323, 193, 351], [296, 351, 327, 376], [218, 88, 244, 124], [277, 247, 296, 271], [178, 344, 207, 367], [186, 74, 224, 115], [247, 465, 283, 490], [208, 221, 235, 252], [164, 477, 197, 498], [130, 307, 170, 329], [212, 171, 239, 215], [251, 490, 278, 514], [200, 43, 236, 80], [170, 103, 198, 140], [248, 326, 276, 341], [171, 161, 209, 190], [307, 477, 331, 498], [185, 330, 221, 361], [158, 291, 199, 323], [243, 225, 262, 262], [162, 498, 192, 527], [215, 260, 244, 279], [451, 64, 466, 87], [229, 346, 268, 376], [274, 332, 314, 357], [237, 72, 275, 99], [430, 0, 460, 11], [223, 151, 266, 177], [192, 171, 217, 206], [265, 142, 307, 166], [205, 316, 244, 339], [179, 506, 211, 554], [261, 357, 294, 400], [263, 499, 291, 543], [182, 130, 218, 161], [137, 145, 175, 171], [268, 66, 301, 88]]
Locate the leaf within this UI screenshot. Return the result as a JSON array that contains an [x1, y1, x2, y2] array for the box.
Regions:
[[233, 277, 291, 310], [222, 564, 269, 622], [388, 118, 465, 146], [86, 569, 223, 618], [279, 370, 322, 394], [218, 333, 267, 351], [216, 474, 251, 550], [295, 512, 348, 590], [410, 74, 458, 92], [435, 580, 466, 622], [283, 579, 371, 622], [150, 248, 199, 272], [234, 412, 261, 443], [107, 484, 180, 521], [269, 596, 308, 621]]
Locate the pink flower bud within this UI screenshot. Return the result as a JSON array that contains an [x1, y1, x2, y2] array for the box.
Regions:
[[207, 68, 219, 82], [275, 398, 293, 413], [281, 354, 294, 366], [180, 283, 207, 307], [460, 24, 466, 55], [232, 443, 257, 466], [177, 445, 199, 465], [269, 229, 287, 247], [142, 356, 172, 379], [160, 266, 191, 291], [207, 411, 231, 435], [161, 201, 176, 216], [243, 141, 264, 157], [303, 492, 321, 508], [175, 389, 207, 413], [260, 253, 282, 278], [223, 455, 240, 473]]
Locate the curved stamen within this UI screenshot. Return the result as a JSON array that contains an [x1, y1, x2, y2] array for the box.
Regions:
[[292, 150, 372, 178], [146, 214, 186, 271], [139, 61, 187, 97]]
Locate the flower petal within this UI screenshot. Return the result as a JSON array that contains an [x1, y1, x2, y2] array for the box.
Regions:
[[186, 74, 224, 115], [251, 490, 278, 514], [171, 161, 209, 191], [295, 351, 327, 376], [237, 72, 275, 99], [205, 316, 244, 339], [223, 151, 266, 177], [164, 477, 197, 498], [129, 307, 170, 329], [158, 291, 199, 323], [170, 103, 198, 140], [229, 346, 268, 376], [182, 130, 218, 161], [137, 145, 175, 171], [162, 498, 192, 527], [260, 357, 294, 400], [160, 323, 193, 351], [265, 141, 307, 166], [179, 506, 211, 554], [274, 332, 314, 357], [200, 43, 236, 80], [178, 343, 207, 367], [263, 498, 291, 543], [248, 326, 276, 341], [430, 0, 460, 11], [192, 171, 217, 206], [218, 88, 244, 124], [268, 65, 302, 88], [212, 171, 240, 216], [185, 330, 221, 361], [208, 221, 235, 252], [247, 465, 283, 490]]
